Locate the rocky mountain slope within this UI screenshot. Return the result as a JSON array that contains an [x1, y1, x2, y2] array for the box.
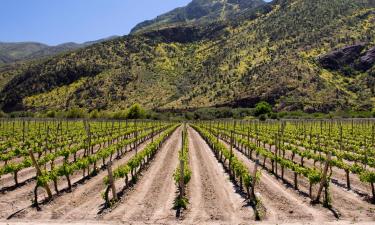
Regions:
[[131, 0, 265, 33], [0, 0, 374, 113]]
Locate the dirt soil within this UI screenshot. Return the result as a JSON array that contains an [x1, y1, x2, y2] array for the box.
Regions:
[[183, 127, 253, 224], [103, 127, 181, 223]]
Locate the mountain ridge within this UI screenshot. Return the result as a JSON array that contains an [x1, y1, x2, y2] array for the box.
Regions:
[[0, 36, 120, 64], [130, 0, 265, 34]]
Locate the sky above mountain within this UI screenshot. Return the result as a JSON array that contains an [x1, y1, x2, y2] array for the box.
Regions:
[[0, 0, 272, 45], [0, 0, 192, 45]]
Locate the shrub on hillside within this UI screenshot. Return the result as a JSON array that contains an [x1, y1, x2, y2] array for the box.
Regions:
[[126, 104, 146, 119], [254, 101, 272, 117]]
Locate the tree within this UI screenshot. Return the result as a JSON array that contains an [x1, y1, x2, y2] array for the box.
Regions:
[[254, 101, 272, 117], [126, 104, 146, 119]]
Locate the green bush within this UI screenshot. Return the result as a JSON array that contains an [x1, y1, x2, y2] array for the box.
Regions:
[[254, 101, 272, 116], [126, 104, 146, 119]]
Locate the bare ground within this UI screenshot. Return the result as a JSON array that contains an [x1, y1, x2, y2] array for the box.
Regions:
[[183, 127, 253, 224], [103, 127, 181, 223]]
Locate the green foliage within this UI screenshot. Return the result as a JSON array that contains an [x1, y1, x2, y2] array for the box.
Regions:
[[126, 104, 146, 119], [112, 110, 127, 120], [105, 124, 178, 185], [66, 108, 87, 119], [254, 102, 272, 117], [173, 196, 189, 210], [204, 122, 325, 185], [173, 127, 192, 186], [192, 124, 257, 190], [360, 171, 375, 184]]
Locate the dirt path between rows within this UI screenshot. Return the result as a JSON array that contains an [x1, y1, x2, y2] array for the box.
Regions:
[[103, 127, 181, 223], [184, 127, 253, 224]]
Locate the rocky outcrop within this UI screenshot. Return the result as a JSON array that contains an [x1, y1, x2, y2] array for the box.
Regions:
[[358, 46, 375, 71], [319, 44, 375, 73], [318, 44, 365, 70]]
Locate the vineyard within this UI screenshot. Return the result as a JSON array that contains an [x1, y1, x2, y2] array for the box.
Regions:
[[0, 118, 374, 224]]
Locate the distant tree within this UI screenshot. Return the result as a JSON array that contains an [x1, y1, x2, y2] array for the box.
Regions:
[[254, 101, 272, 116], [126, 103, 146, 119]]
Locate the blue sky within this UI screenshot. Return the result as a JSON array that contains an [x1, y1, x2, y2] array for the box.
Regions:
[[0, 0, 271, 46]]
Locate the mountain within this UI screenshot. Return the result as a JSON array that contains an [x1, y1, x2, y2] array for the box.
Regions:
[[0, 36, 119, 64], [0, 0, 374, 113], [0, 42, 48, 64], [131, 0, 266, 33]]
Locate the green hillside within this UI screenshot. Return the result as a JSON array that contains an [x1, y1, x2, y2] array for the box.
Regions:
[[0, 0, 374, 113]]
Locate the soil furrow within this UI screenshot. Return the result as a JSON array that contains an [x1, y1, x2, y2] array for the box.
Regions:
[[184, 127, 253, 224], [104, 128, 180, 223]]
